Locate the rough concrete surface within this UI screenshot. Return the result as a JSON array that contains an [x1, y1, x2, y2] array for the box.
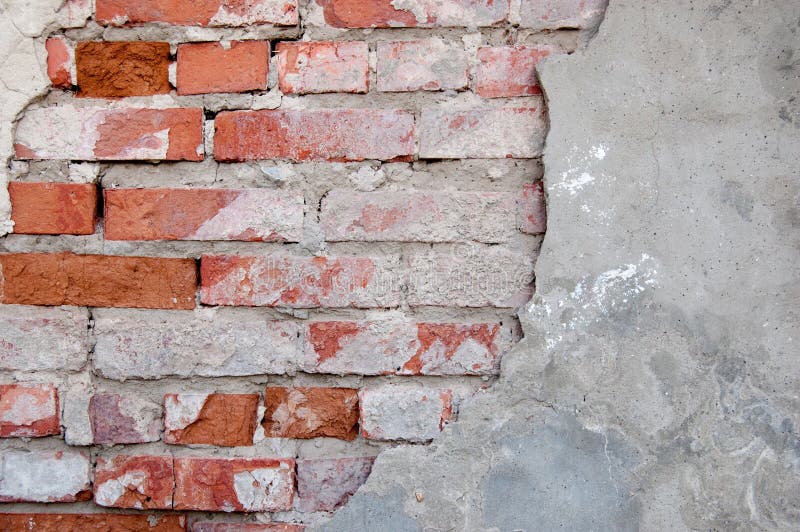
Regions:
[[319, 1, 800, 530]]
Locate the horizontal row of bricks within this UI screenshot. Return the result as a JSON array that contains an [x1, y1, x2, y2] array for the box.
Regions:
[[0, 449, 369, 514], [89, 0, 603, 29], [8, 182, 546, 240], [14, 106, 545, 161], [47, 38, 553, 98], [0, 384, 451, 444], [1, 515, 293, 531]]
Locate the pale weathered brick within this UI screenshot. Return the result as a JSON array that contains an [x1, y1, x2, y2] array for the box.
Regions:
[[419, 107, 546, 159], [89, 393, 162, 445], [277, 41, 369, 94], [0, 305, 89, 371], [165, 393, 260, 446], [303, 321, 517, 375], [94, 454, 174, 509], [0, 450, 91, 502], [173, 457, 294, 512], [92, 309, 303, 379], [0, 384, 60, 438], [312, 0, 507, 28], [519, 181, 547, 234], [104, 188, 304, 242], [0, 514, 186, 531], [320, 189, 516, 243], [377, 39, 468, 92], [295, 457, 374, 512], [516, 0, 607, 30], [192, 523, 303, 532], [96, 0, 298, 26], [359, 385, 452, 442], [476, 45, 554, 98], [46, 36, 74, 88]]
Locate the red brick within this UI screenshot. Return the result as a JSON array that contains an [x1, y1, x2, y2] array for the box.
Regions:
[[519, 181, 547, 233], [303, 321, 516, 375], [200, 255, 400, 308], [0, 451, 91, 503], [173, 457, 294, 512], [0, 252, 197, 309], [0, 384, 59, 438], [377, 39, 468, 92], [0, 514, 186, 531], [177, 41, 269, 95], [94, 455, 174, 509], [9, 182, 97, 235], [96, 0, 298, 26], [213, 109, 414, 162], [359, 385, 452, 441], [277, 41, 368, 94], [476, 46, 553, 97], [314, 0, 507, 28], [320, 189, 516, 243], [76, 41, 170, 98], [104, 188, 303, 242], [89, 393, 162, 445], [46, 37, 73, 88], [517, 0, 607, 30], [262, 387, 359, 440], [164, 393, 260, 447], [14, 106, 204, 161], [419, 107, 546, 159], [295, 457, 374, 512], [192, 524, 303, 532]]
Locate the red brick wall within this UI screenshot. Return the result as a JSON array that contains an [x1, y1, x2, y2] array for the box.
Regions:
[[1, 0, 606, 527]]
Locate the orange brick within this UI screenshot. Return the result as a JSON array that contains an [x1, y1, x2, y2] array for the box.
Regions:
[[262, 387, 359, 440], [76, 41, 170, 98], [94, 455, 174, 509], [164, 393, 260, 446], [9, 182, 97, 235], [177, 41, 269, 95], [45, 37, 73, 88]]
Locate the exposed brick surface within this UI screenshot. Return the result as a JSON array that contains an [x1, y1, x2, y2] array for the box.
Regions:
[[419, 107, 546, 159], [476, 46, 553, 98], [303, 321, 515, 375], [519, 181, 547, 234], [262, 387, 359, 440], [0, 253, 197, 309], [192, 524, 303, 532], [76, 41, 170, 98], [277, 41, 369, 94], [0, 514, 186, 531], [94, 455, 174, 509], [320, 189, 516, 243], [89, 394, 162, 445], [313, 0, 507, 28], [0, 451, 91, 503], [173, 457, 294, 512], [46, 37, 73, 88], [0, 384, 60, 438], [9, 182, 97, 235], [165, 393, 260, 446], [177, 41, 269, 95], [517, 0, 607, 30], [96, 0, 298, 26], [14, 106, 204, 161], [359, 385, 452, 442], [295, 457, 374, 512], [377, 39, 468, 92], [200, 255, 400, 308], [104, 188, 304, 242], [213, 109, 414, 162]]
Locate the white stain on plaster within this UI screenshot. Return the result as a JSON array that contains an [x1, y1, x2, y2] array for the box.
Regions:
[[552, 145, 610, 197]]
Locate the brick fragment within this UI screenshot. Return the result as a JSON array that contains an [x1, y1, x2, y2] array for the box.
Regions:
[[173, 457, 294, 512], [96, 0, 298, 26], [165, 393, 260, 446], [262, 387, 359, 440], [295, 457, 374, 512], [519, 181, 547, 233], [419, 107, 546, 159], [517, 0, 607, 30], [377, 39, 468, 92], [214, 109, 414, 162], [359, 385, 452, 442], [320, 189, 516, 243], [93, 310, 302, 379], [0, 305, 89, 371], [304, 321, 516, 375], [314, 0, 507, 28], [89, 393, 162, 445], [178, 41, 269, 95], [0, 514, 186, 531], [9, 182, 97, 235], [0, 451, 91, 502], [200, 255, 401, 308], [277, 41, 369, 94], [193, 524, 303, 532], [94, 455, 174, 509], [46, 37, 73, 88], [104, 188, 303, 242], [14, 106, 204, 161], [76, 41, 170, 98], [0, 385, 60, 438], [476, 46, 553, 98], [0, 252, 197, 309]]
